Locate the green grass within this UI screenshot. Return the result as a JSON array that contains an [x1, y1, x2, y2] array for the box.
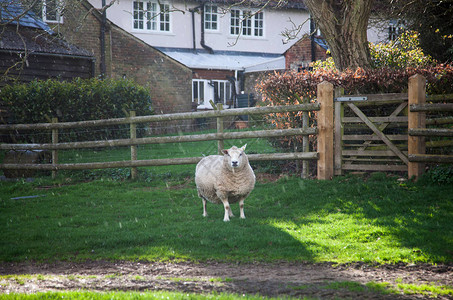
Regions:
[[0, 291, 300, 300], [0, 172, 452, 264]]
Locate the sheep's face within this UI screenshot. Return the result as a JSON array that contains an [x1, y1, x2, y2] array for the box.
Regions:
[[222, 144, 247, 170]]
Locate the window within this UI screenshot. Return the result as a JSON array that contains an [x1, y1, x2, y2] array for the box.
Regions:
[[204, 4, 218, 30], [193, 80, 205, 105], [213, 81, 231, 105], [192, 80, 232, 107], [230, 9, 263, 37], [133, 1, 170, 32], [389, 20, 405, 41], [32, 0, 63, 23], [230, 9, 241, 35]]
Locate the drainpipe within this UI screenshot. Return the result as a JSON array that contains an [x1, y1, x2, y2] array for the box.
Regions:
[[190, 9, 197, 52], [189, 5, 204, 53], [310, 15, 316, 63], [100, 0, 107, 78], [200, 4, 214, 54]]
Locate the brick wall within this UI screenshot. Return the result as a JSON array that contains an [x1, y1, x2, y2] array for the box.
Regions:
[[110, 26, 192, 114], [57, 1, 192, 115], [192, 69, 235, 80], [284, 36, 329, 70]]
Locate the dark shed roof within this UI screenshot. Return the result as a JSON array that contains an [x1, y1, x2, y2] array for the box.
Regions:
[[0, 0, 53, 32], [0, 0, 92, 57]]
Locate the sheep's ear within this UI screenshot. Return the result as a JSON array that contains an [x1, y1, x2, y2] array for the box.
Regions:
[[221, 149, 229, 155], [241, 144, 247, 151]]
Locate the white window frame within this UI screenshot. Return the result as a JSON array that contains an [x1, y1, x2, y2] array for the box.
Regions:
[[230, 9, 264, 37], [40, 0, 64, 23], [193, 80, 205, 106], [204, 4, 218, 31], [133, 1, 171, 32], [192, 79, 232, 108]]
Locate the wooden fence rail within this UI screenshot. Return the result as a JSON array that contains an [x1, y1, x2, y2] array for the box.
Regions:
[[0, 104, 320, 131]]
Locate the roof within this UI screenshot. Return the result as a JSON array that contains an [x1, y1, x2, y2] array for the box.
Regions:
[[193, 0, 307, 10], [156, 47, 285, 72], [0, 0, 93, 57], [1, 25, 94, 57], [314, 37, 329, 50], [0, 0, 53, 33]]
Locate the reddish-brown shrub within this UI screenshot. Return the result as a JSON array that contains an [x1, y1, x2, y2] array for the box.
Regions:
[[256, 65, 453, 151]]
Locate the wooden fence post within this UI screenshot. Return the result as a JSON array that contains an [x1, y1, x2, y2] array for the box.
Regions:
[[317, 81, 334, 180], [129, 111, 138, 180], [51, 117, 58, 179], [334, 88, 344, 176], [301, 96, 309, 179], [408, 74, 426, 179]]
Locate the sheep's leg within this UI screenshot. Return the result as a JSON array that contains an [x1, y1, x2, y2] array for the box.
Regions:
[[228, 206, 234, 218], [202, 198, 208, 217], [220, 199, 231, 222], [239, 198, 246, 219]]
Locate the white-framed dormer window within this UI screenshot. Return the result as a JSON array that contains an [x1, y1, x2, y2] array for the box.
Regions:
[[193, 79, 232, 108], [204, 4, 218, 31], [230, 9, 264, 37], [133, 1, 170, 32], [32, 0, 63, 23]]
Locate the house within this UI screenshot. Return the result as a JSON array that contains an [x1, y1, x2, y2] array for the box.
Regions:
[[34, 0, 311, 112], [0, 0, 95, 87], [90, 0, 312, 110], [28, 0, 399, 114]]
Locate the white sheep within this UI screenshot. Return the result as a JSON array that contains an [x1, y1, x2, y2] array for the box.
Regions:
[[195, 144, 255, 222]]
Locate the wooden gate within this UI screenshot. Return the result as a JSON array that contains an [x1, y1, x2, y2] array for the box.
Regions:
[[334, 93, 409, 175]]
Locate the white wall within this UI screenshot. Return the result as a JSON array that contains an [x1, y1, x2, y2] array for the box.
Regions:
[[88, 0, 310, 54], [368, 18, 391, 44]]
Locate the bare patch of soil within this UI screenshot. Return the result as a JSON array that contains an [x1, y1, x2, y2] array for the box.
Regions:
[[1, 261, 452, 299]]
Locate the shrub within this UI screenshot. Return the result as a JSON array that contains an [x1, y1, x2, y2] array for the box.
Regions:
[[312, 30, 436, 70], [1, 78, 153, 142], [420, 164, 453, 185], [256, 65, 453, 152]]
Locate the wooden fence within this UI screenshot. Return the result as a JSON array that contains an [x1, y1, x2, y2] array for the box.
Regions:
[[1, 75, 451, 181], [334, 74, 453, 179], [408, 74, 453, 179], [0, 86, 335, 180]]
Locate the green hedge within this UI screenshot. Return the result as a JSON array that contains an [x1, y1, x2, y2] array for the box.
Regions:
[[1, 78, 153, 142]]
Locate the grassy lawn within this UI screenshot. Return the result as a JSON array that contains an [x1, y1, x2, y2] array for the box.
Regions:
[[1, 139, 452, 299], [1, 171, 452, 264]]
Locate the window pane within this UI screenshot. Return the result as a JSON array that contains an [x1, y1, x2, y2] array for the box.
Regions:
[[133, 1, 144, 29], [193, 81, 198, 101], [226, 82, 231, 104], [160, 4, 170, 31], [199, 82, 204, 104], [205, 4, 218, 30], [242, 11, 252, 36], [230, 10, 240, 35], [220, 82, 225, 103], [254, 12, 263, 36]]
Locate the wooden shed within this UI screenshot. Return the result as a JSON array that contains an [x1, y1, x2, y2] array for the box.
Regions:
[[0, 0, 95, 88]]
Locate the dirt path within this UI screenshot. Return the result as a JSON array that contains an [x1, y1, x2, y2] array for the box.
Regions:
[[1, 261, 452, 299]]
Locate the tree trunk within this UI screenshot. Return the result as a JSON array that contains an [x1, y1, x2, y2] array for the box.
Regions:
[[304, 0, 373, 71]]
